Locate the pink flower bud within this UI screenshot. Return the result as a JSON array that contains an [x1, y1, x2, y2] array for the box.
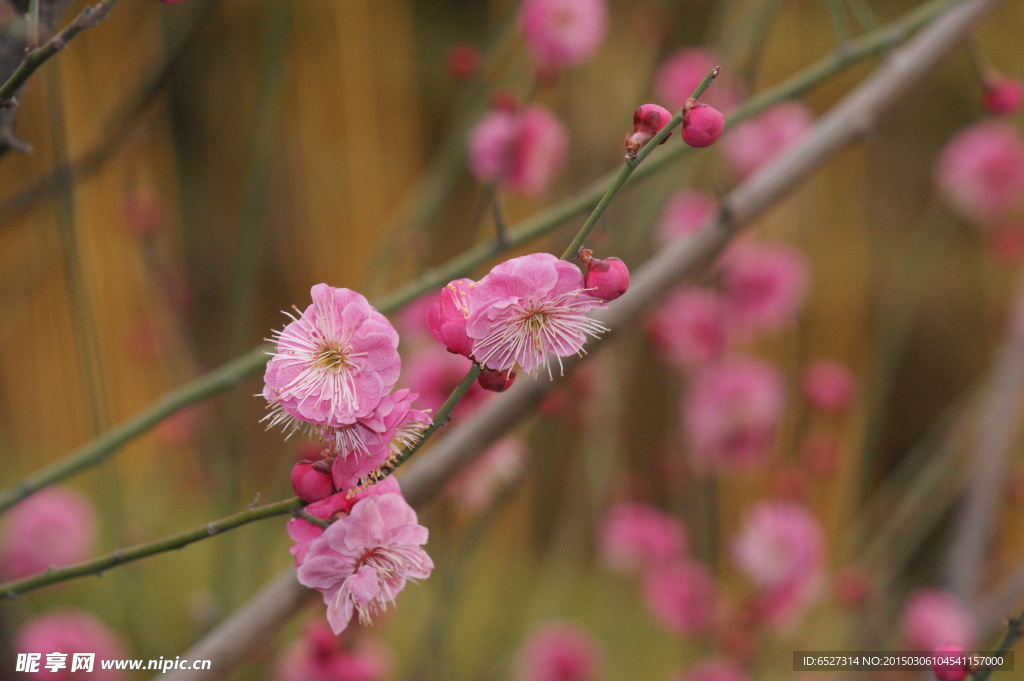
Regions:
[[580, 250, 629, 301], [932, 644, 970, 681], [447, 43, 480, 82], [477, 366, 516, 392], [982, 75, 1023, 116], [802, 359, 856, 413], [625, 103, 672, 158], [427, 278, 475, 358], [291, 459, 335, 503], [682, 104, 724, 148]]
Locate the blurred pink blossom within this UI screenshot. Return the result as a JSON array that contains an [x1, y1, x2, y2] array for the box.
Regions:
[[657, 190, 718, 245], [15, 610, 126, 681], [723, 101, 813, 180], [901, 589, 975, 651], [642, 559, 717, 635], [297, 492, 433, 634], [936, 122, 1024, 224], [518, 621, 603, 681], [720, 243, 808, 336], [802, 359, 856, 414], [468, 105, 569, 196], [683, 358, 786, 470], [0, 487, 96, 580], [274, 621, 389, 681], [982, 75, 1023, 116], [518, 0, 607, 72], [648, 288, 730, 371], [599, 502, 688, 574], [402, 349, 486, 416], [731, 501, 824, 624], [654, 48, 740, 113], [448, 437, 527, 511]]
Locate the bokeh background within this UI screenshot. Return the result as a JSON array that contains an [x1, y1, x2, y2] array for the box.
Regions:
[[1, 0, 1024, 679]]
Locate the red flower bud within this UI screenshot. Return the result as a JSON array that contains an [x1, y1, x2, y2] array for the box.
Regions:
[[291, 459, 335, 502], [932, 644, 969, 681], [982, 75, 1023, 116], [427, 279, 475, 358], [477, 366, 516, 392], [447, 43, 480, 82], [625, 103, 673, 158], [581, 251, 629, 301], [682, 104, 724, 148]]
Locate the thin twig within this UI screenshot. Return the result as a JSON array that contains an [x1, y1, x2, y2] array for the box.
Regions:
[[973, 605, 1024, 681], [0, 0, 120, 106]]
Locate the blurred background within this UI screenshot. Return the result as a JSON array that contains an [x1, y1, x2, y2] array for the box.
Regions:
[[1, 0, 1023, 679]]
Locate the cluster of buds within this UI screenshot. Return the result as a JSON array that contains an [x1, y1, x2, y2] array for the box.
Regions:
[[624, 70, 725, 160]]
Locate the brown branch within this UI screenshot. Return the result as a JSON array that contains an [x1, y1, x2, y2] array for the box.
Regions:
[[153, 1, 1005, 678]]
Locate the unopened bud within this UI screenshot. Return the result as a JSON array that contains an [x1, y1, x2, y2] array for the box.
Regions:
[[291, 459, 335, 502], [477, 366, 516, 392], [931, 644, 969, 681], [682, 104, 724, 148], [982, 74, 1023, 116], [580, 250, 629, 301], [625, 103, 672, 158], [447, 43, 480, 82]]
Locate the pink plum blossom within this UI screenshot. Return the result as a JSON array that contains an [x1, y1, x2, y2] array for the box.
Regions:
[[448, 437, 526, 511], [683, 359, 786, 470], [657, 190, 718, 245], [467, 105, 569, 196], [467, 253, 606, 377], [731, 501, 824, 625], [723, 101, 813, 180], [720, 243, 808, 335], [428, 278, 476, 358], [901, 589, 975, 651], [648, 288, 730, 371], [296, 492, 433, 634], [670, 658, 750, 681], [936, 122, 1024, 224], [274, 621, 389, 681], [642, 559, 718, 635], [0, 487, 96, 580], [395, 293, 436, 344], [599, 502, 688, 574], [329, 389, 431, 490], [288, 478, 401, 566], [579, 250, 629, 301], [517, 621, 603, 681], [518, 0, 607, 73], [654, 48, 739, 113], [15, 610, 127, 681], [802, 359, 856, 413], [263, 284, 401, 434]]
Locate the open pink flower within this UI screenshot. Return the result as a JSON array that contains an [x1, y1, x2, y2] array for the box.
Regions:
[[599, 502, 688, 574], [936, 122, 1024, 224], [683, 359, 786, 470], [720, 243, 808, 336], [15, 610, 127, 681], [731, 501, 823, 624], [0, 487, 96, 580], [275, 621, 389, 681], [468, 106, 569, 196], [467, 253, 606, 377], [518, 0, 607, 73], [723, 101, 813, 180], [642, 559, 717, 635], [328, 389, 431, 491], [901, 589, 975, 651], [263, 285, 401, 434], [288, 478, 401, 566], [657, 190, 718, 245], [648, 287, 731, 371], [518, 621, 603, 681], [296, 492, 433, 634]]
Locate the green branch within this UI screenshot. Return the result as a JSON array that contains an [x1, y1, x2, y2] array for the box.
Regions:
[[0, 0, 961, 513], [973, 606, 1024, 681], [0, 496, 303, 599]]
